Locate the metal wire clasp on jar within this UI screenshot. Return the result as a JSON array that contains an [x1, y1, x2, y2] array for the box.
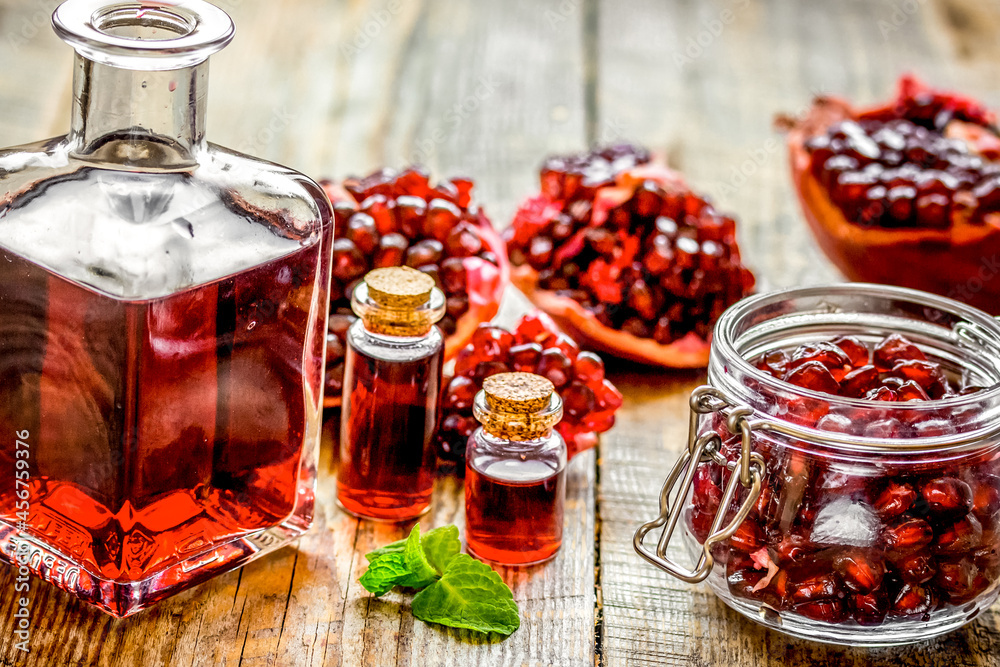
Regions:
[[634, 283, 1000, 647]]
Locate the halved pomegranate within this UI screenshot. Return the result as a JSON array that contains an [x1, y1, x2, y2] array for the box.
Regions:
[[437, 312, 623, 469], [320, 168, 509, 407], [505, 144, 756, 368], [781, 75, 1000, 314]]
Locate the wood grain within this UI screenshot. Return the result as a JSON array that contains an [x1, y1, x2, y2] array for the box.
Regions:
[[2, 0, 1000, 664], [593, 0, 1000, 665]]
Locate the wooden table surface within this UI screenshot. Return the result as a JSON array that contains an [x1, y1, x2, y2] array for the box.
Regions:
[[2, 0, 1000, 665]]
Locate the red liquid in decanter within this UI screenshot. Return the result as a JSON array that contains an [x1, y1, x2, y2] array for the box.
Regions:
[[0, 242, 324, 586]]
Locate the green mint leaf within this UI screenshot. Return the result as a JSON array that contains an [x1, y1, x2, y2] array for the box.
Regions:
[[364, 525, 462, 573], [359, 552, 410, 597], [365, 538, 406, 563], [397, 524, 439, 589], [411, 554, 520, 636], [421, 525, 461, 574]]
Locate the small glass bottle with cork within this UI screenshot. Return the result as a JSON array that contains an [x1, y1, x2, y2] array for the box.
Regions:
[[337, 266, 446, 521], [465, 372, 567, 565]]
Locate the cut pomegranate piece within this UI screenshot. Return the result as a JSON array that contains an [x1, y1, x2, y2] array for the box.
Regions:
[[506, 144, 755, 368], [320, 169, 509, 407], [437, 312, 621, 469], [780, 74, 1000, 314]]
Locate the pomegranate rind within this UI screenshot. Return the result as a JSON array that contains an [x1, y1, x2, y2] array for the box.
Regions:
[[448, 219, 510, 359], [511, 264, 711, 368], [784, 89, 1000, 315], [319, 180, 510, 408]]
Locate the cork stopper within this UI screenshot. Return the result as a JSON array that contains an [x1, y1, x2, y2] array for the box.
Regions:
[[352, 267, 445, 337], [483, 373, 554, 413], [474, 372, 563, 441], [366, 267, 435, 309]]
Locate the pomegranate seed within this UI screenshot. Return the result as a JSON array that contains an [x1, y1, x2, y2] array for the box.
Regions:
[[873, 334, 926, 371], [405, 239, 444, 268], [785, 360, 840, 394], [795, 599, 847, 623], [756, 350, 790, 378], [442, 376, 478, 410], [852, 591, 889, 626], [864, 386, 897, 402], [537, 349, 573, 389], [840, 365, 880, 398], [890, 359, 947, 397], [895, 553, 937, 584], [471, 325, 514, 360], [883, 517, 934, 554], [892, 583, 934, 618], [896, 380, 930, 401], [374, 232, 408, 268], [921, 477, 973, 517], [424, 199, 461, 240], [791, 573, 840, 603], [873, 482, 916, 519], [346, 212, 379, 255], [331, 238, 367, 283], [393, 195, 428, 238], [508, 343, 543, 372], [789, 342, 851, 372], [934, 515, 983, 554], [834, 550, 884, 593], [562, 381, 596, 419], [815, 412, 853, 434], [574, 352, 605, 385], [832, 335, 870, 366], [729, 522, 764, 553]]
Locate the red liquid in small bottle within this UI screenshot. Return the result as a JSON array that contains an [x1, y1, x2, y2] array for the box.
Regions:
[[465, 459, 565, 565], [337, 336, 442, 521]]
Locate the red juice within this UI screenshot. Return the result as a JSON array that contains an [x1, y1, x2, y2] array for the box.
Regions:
[[465, 457, 565, 565], [337, 333, 442, 521]]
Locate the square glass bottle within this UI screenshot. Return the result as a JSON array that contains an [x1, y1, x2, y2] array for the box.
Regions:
[[0, 0, 332, 617]]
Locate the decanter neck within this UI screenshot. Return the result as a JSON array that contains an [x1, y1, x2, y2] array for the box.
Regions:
[[69, 54, 208, 168]]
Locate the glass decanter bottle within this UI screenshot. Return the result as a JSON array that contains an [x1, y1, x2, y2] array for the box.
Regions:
[[0, 0, 332, 617]]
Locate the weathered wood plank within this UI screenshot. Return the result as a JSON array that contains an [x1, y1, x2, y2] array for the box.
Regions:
[[594, 0, 1000, 665]]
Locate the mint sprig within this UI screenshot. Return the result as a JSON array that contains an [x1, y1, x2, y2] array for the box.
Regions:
[[412, 554, 520, 636], [359, 524, 520, 637]]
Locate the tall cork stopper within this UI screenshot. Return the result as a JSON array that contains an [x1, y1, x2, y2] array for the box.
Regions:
[[366, 267, 434, 308], [483, 373, 554, 413], [474, 372, 562, 440], [353, 266, 445, 336]]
